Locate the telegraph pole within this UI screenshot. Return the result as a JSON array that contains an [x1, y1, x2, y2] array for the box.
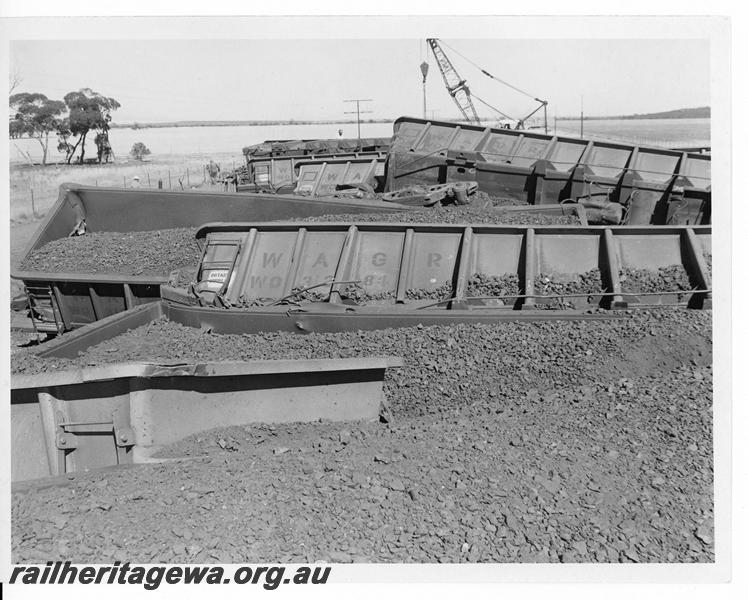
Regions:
[[344, 99, 373, 148]]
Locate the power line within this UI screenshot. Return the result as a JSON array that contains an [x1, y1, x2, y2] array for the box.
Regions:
[[343, 98, 373, 147]]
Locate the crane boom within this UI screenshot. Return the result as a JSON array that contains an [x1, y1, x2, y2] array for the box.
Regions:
[[427, 38, 481, 125], [426, 38, 550, 133]]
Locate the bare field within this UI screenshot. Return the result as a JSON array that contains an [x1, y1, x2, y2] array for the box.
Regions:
[[8, 151, 242, 223]]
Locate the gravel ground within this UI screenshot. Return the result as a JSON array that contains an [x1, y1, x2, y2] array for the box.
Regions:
[[10, 309, 713, 416], [9, 328, 45, 353], [19, 228, 202, 276], [11, 308, 712, 564]]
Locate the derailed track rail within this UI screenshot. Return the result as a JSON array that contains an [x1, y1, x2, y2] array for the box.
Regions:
[[192, 221, 712, 311]]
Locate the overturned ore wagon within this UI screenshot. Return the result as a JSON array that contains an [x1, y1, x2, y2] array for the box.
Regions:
[[238, 136, 391, 192], [11, 355, 401, 482], [239, 153, 387, 193], [152, 221, 713, 333], [12, 184, 410, 334], [385, 117, 711, 226], [291, 157, 385, 196]]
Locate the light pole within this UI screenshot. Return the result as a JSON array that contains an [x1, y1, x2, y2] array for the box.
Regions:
[[420, 61, 429, 119], [344, 99, 373, 149]]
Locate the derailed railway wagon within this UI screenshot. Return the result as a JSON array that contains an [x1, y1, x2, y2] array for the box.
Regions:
[[238, 136, 391, 191], [12, 184, 410, 334], [174, 221, 712, 319], [11, 354, 401, 482], [239, 153, 387, 193], [289, 156, 385, 196], [385, 117, 711, 226]]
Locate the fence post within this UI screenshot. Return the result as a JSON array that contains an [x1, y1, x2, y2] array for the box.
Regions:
[[168, 170, 172, 189], [30, 189, 36, 218], [147, 172, 151, 187]]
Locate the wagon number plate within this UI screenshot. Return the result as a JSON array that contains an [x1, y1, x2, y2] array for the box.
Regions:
[[207, 270, 229, 282]]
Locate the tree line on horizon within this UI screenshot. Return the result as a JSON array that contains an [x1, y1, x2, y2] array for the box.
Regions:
[[9, 88, 121, 166]]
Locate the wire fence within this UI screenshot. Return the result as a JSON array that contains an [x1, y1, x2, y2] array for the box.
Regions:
[[120, 161, 238, 191], [13, 160, 240, 223]]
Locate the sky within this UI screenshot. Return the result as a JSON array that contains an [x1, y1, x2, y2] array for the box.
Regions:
[[10, 38, 710, 124]]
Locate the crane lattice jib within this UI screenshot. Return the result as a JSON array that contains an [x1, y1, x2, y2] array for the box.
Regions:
[[427, 38, 481, 125]]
